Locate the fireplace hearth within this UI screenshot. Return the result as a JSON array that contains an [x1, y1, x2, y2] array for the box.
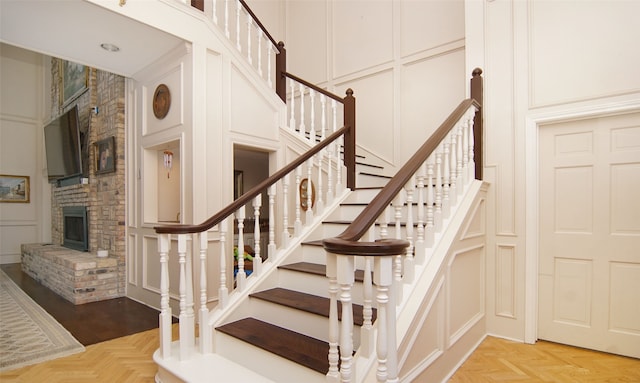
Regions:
[[63, 206, 88, 251]]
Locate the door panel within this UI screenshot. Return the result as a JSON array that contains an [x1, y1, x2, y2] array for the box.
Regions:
[[539, 111, 640, 358]]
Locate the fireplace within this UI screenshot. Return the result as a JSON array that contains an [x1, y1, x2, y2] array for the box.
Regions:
[[62, 206, 88, 251]]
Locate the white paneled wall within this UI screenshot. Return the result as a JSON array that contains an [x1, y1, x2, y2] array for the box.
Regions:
[[0, 44, 48, 264], [285, 0, 466, 172]]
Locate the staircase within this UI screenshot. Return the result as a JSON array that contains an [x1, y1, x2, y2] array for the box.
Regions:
[[214, 185, 384, 381]]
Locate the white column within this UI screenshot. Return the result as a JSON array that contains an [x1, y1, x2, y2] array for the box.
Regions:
[[326, 253, 340, 383], [178, 234, 193, 360]]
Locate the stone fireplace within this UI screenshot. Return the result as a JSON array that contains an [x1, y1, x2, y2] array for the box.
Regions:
[[19, 59, 127, 304]]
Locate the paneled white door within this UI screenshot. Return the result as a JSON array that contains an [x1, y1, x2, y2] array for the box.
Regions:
[[538, 111, 640, 358]]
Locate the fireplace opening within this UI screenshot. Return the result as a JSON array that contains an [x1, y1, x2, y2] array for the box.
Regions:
[[63, 206, 88, 251]]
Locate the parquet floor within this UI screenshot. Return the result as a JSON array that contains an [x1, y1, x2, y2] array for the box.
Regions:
[[0, 324, 179, 383], [448, 336, 640, 383], [1, 264, 638, 382]]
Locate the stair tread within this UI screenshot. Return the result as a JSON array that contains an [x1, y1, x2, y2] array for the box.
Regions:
[[278, 261, 369, 283], [216, 317, 329, 374], [359, 171, 391, 179], [250, 287, 376, 325]]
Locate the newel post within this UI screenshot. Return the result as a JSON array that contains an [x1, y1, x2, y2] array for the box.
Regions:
[[343, 89, 356, 190], [470, 68, 483, 180], [276, 41, 287, 103]]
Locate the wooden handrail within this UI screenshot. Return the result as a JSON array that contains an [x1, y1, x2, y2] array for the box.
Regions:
[[284, 72, 346, 103], [326, 99, 479, 245], [154, 126, 349, 234]]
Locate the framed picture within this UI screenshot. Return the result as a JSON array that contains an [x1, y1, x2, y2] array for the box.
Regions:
[[60, 60, 88, 106], [234, 170, 243, 199], [0, 175, 30, 203], [95, 137, 116, 174]]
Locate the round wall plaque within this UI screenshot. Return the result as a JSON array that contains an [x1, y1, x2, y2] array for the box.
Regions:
[[152, 84, 171, 119]]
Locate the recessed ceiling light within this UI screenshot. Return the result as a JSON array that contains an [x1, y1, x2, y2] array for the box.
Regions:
[[100, 43, 120, 52]]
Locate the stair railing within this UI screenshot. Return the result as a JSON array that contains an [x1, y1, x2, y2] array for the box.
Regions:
[[153, 88, 355, 360], [322, 69, 483, 383]]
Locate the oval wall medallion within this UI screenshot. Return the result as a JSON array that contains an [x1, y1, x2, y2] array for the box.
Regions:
[[152, 84, 171, 119], [299, 178, 316, 211]]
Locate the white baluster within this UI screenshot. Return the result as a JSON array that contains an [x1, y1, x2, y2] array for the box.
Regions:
[[257, 29, 263, 78], [468, 110, 476, 182], [212, 0, 218, 25], [322, 95, 334, 204], [218, 219, 228, 309], [235, 0, 241, 52], [158, 233, 172, 359], [199, 231, 211, 354], [449, 129, 458, 207], [415, 163, 426, 264], [236, 206, 246, 290], [337, 255, 355, 382], [457, 123, 464, 192], [224, 0, 230, 38], [294, 166, 302, 236], [425, 157, 435, 249], [378, 204, 390, 239], [305, 158, 314, 224], [404, 176, 415, 284], [326, 253, 339, 383], [316, 151, 324, 215], [360, 256, 374, 356], [289, 78, 296, 132], [462, 118, 470, 187], [267, 44, 273, 88], [268, 185, 276, 259], [392, 193, 404, 303], [442, 140, 451, 218], [282, 173, 290, 246], [246, 17, 252, 65], [252, 194, 262, 275], [299, 83, 306, 138], [333, 99, 342, 193], [374, 256, 393, 383], [434, 146, 443, 232], [309, 89, 316, 142], [178, 234, 193, 360]]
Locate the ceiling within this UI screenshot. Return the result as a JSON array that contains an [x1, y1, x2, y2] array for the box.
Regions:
[[0, 0, 185, 78]]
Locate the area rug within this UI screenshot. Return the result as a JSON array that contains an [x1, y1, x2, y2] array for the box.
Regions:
[[0, 269, 85, 371]]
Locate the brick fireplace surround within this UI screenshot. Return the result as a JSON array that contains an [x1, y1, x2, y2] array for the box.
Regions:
[[21, 61, 126, 305]]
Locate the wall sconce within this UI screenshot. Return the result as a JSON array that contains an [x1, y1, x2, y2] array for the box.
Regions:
[[163, 150, 173, 178]]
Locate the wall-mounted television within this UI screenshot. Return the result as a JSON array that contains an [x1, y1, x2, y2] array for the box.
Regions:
[[43, 105, 83, 182]]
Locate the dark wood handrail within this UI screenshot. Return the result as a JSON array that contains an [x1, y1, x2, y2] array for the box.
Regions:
[[326, 98, 480, 245], [238, 0, 280, 50], [154, 126, 349, 235], [284, 72, 346, 103]]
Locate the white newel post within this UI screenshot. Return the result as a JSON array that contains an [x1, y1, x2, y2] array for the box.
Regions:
[[199, 231, 211, 353], [158, 233, 172, 359]]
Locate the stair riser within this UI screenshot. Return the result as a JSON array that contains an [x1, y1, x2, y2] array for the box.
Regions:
[[276, 267, 367, 305], [248, 298, 363, 347], [214, 332, 326, 383], [357, 174, 390, 188]]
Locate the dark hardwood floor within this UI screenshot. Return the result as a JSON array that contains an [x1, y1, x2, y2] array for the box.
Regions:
[[1, 263, 164, 346]]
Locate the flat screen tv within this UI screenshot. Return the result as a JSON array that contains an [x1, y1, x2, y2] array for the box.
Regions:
[[43, 105, 83, 182]]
